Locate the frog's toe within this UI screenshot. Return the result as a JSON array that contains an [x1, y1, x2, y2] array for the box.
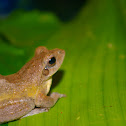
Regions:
[[50, 92, 66, 98], [59, 94, 66, 98]]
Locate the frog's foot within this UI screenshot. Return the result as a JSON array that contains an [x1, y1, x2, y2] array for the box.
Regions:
[[22, 108, 49, 118], [22, 93, 66, 118], [50, 92, 66, 99], [35, 92, 66, 108]]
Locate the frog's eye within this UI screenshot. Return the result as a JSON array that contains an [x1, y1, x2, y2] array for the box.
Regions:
[[48, 57, 56, 67], [42, 57, 56, 76]]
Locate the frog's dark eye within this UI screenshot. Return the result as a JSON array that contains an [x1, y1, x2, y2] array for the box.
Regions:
[[48, 57, 56, 67]]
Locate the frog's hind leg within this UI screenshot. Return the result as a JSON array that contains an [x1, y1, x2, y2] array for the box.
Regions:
[[0, 97, 35, 124]]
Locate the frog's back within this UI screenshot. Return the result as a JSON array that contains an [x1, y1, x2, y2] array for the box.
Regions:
[[0, 75, 17, 101], [0, 73, 39, 102], [0, 73, 28, 101]]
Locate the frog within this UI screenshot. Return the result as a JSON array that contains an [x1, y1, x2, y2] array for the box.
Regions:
[[0, 46, 65, 124]]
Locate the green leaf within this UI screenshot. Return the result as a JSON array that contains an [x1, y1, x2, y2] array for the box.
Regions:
[[1, 0, 126, 126]]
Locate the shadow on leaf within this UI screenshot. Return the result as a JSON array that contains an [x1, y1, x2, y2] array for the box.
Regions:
[[51, 70, 65, 90]]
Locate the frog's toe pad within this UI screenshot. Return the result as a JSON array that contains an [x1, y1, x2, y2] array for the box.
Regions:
[[50, 92, 66, 98]]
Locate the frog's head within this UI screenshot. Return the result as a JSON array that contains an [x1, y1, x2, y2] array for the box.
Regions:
[[35, 46, 65, 81]]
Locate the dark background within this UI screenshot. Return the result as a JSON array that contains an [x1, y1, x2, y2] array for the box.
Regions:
[[0, 0, 87, 21]]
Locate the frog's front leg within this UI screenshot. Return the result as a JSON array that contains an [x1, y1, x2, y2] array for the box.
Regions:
[[35, 92, 66, 108], [22, 92, 66, 118], [0, 97, 35, 124]]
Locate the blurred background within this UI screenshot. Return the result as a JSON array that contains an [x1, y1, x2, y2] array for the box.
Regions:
[[1, 0, 126, 126], [0, 0, 86, 21]]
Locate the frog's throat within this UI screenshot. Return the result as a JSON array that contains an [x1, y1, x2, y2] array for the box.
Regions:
[[45, 78, 52, 94]]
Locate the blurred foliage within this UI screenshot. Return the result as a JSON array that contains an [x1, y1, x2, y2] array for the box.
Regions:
[[0, 0, 126, 126], [0, 10, 61, 46]]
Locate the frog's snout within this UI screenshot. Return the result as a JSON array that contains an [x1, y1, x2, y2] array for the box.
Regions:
[[58, 49, 65, 55]]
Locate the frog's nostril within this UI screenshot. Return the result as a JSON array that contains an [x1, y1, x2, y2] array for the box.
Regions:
[[58, 50, 62, 54], [58, 50, 65, 54]]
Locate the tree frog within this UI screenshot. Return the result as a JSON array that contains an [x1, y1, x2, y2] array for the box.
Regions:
[[0, 46, 65, 124]]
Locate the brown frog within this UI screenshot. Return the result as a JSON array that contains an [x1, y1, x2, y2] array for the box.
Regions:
[[0, 46, 65, 124]]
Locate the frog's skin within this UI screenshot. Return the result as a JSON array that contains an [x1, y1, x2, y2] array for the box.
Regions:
[[0, 46, 65, 124]]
